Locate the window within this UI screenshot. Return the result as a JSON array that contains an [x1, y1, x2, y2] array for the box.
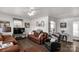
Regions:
[[73, 22, 79, 37], [49, 21, 56, 34], [13, 18, 23, 27]]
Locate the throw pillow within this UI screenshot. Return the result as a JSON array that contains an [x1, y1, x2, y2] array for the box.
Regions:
[[31, 32, 34, 35], [50, 38, 56, 42], [0, 41, 3, 45], [2, 42, 14, 48], [0, 41, 3, 48], [29, 32, 34, 35], [50, 35, 58, 42], [38, 33, 43, 39], [0, 35, 3, 41]]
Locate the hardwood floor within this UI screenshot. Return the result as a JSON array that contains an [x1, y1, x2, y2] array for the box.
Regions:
[[60, 41, 73, 52], [17, 38, 48, 52], [16, 38, 79, 52], [60, 41, 79, 52]]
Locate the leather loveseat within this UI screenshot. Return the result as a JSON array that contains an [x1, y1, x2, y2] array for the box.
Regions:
[[28, 31, 48, 44], [0, 35, 20, 52]]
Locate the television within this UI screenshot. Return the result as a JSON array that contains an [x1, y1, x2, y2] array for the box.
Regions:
[[13, 28, 25, 34]]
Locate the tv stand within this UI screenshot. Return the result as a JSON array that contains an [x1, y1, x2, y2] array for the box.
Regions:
[[13, 34, 26, 39], [13, 28, 26, 39]]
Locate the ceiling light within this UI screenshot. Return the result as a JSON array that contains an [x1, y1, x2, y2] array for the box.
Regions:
[[28, 7, 36, 16], [28, 10, 36, 16]]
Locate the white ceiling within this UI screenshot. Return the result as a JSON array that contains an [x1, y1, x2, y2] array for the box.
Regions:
[[0, 7, 79, 18]]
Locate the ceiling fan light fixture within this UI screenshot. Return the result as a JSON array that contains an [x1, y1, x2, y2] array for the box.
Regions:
[[28, 10, 36, 16]]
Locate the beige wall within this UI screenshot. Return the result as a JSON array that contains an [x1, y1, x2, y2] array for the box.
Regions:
[[30, 16, 49, 33], [0, 13, 30, 35], [1, 12, 79, 42], [49, 16, 58, 33], [56, 17, 79, 42]]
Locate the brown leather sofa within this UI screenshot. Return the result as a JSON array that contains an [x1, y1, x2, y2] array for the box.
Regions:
[[28, 31, 48, 44], [0, 35, 20, 52]]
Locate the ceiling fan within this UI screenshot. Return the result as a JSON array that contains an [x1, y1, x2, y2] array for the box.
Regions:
[[27, 7, 37, 16]]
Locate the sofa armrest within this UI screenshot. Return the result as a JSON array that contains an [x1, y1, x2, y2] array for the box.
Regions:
[[5, 37, 18, 45]]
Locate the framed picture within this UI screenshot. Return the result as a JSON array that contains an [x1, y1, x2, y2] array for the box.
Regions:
[[25, 23, 30, 28], [4, 22, 10, 27], [0, 23, 4, 27], [36, 21, 45, 27], [3, 27, 11, 32], [60, 22, 67, 28], [0, 21, 10, 27], [41, 21, 45, 27]]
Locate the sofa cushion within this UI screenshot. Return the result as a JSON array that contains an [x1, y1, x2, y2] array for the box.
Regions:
[[28, 31, 48, 44], [38, 33, 43, 39], [0, 35, 4, 41], [0, 45, 20, 52], [4, 37, 17, 45], [2, 35, 11, 40], [1, 42, 14, 49], [0, 41, 3, 48], [29, 32, 34, 35], [34, 32, 39, 37], [0, 41, 14, 49]]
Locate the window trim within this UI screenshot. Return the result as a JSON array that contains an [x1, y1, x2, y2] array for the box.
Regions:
[[73, 21, 79, 37]]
